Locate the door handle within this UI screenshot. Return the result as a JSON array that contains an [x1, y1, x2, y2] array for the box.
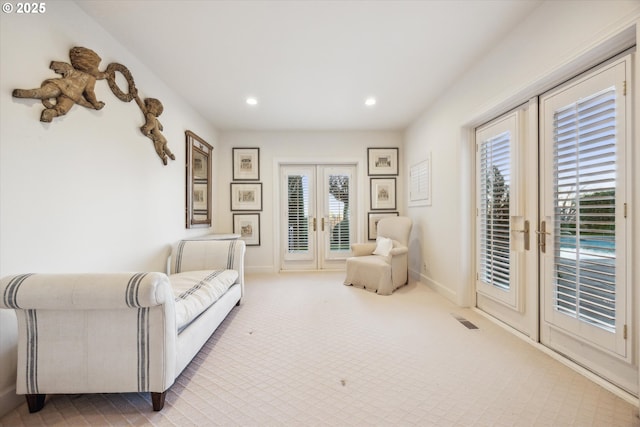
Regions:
[[512, 220, 530, 251], [535, 220, 551, 253], [321, 217, 325, 231], [312, 217, 316, 232]]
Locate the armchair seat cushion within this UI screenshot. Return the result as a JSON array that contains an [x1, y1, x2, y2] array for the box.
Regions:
[[172, 269, 238, 332]]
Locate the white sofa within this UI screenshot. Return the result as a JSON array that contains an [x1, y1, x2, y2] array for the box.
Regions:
[[0, 238, 245, 412]]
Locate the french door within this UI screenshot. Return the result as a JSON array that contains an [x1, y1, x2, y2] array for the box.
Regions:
[[280, 164, 356, 271], [476, 54, 634, 394], [475, 106, 536, 336], [539, 57, 633, 392]]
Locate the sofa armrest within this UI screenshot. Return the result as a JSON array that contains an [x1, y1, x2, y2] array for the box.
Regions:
[[350, 242, 377, 257], [0, 272, 177, 397], [0, 272, 172, 310]]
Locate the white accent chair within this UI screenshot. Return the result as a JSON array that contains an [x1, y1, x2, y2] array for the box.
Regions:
[[344, 216, 412, 295]]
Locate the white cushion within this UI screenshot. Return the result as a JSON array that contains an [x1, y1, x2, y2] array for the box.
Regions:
[[372, 236, 393, 256], [172, 269, 238, 332]]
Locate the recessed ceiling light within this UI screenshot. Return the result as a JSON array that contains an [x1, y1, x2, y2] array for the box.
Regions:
[[365, 97, 377, 107], [246, 97, 258, 106]]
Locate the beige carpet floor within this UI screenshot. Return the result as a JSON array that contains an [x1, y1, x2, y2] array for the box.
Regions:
[[1, 272, 638, 426]]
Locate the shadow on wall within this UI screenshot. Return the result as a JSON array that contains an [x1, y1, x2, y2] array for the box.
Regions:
[[408, 219, 423, 278]]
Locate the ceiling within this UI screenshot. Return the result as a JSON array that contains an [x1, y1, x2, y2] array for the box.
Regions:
[[77, 0, 543, 131]]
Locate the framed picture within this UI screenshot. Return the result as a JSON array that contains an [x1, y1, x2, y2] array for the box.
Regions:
[[368, 147, 399, 176], [409, 154, 431, 206], [233, 213, 260, 246], [230, 182, 262, 211], [233, 147, 260, 180], [370, 178, 396, 210], [185, 130, 212, 228], [368, 212, 399, 240]]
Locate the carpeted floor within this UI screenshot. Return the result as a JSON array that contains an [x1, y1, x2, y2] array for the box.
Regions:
[[1, 272, 638, 426]]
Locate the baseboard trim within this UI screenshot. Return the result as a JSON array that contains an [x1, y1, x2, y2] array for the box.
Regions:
[[245, 266, 276, 274], [410, 268, 457, 303]]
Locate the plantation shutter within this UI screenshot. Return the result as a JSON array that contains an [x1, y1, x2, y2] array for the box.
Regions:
[[327, 174, 350, 251], [479, 131, 511, 290], [553, 87, 617, 331], [287, 175, 309, 253]]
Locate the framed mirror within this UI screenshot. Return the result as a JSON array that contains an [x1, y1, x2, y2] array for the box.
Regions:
[[186, 130, 213, 228]]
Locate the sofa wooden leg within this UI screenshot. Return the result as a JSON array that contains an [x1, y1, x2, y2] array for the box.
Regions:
[[25, 394, 46, 413], [151, 391, 166, 411]]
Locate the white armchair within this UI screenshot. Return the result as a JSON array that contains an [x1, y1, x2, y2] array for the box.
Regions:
[[344, 216, 412, 295]]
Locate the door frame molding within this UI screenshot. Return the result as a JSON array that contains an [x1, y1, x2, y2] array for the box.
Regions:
[[273, 157, 365, 272]]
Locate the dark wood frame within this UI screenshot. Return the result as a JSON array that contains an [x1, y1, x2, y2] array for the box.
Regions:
[[367, 147, 399, 176], [186, 130, 213, 228], [230, 182, 263, 211], [232, 147, 260, 180], [233, 213, 261, 246], [370, 177, 397, 210], [367, 211, 399, 240]]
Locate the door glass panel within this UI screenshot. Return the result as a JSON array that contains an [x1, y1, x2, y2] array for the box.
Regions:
[[479, 131, 511, 290], [328, 174, 350, 252], [287, 174, 310, 254], [475, 111, 521, 310], [552, 87, 617, 332]]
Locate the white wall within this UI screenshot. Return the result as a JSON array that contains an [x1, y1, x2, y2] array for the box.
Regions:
[[218, 131, 403, 271], [404, 0, 640, 307], [0, 1, 219, 414]]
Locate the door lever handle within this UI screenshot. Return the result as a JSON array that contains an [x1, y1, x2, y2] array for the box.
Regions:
[[511, 220, 530, 251], [536, 221, 551, 253]]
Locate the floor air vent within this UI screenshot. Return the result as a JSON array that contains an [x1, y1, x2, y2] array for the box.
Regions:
[[452, 314, 479, 330]]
